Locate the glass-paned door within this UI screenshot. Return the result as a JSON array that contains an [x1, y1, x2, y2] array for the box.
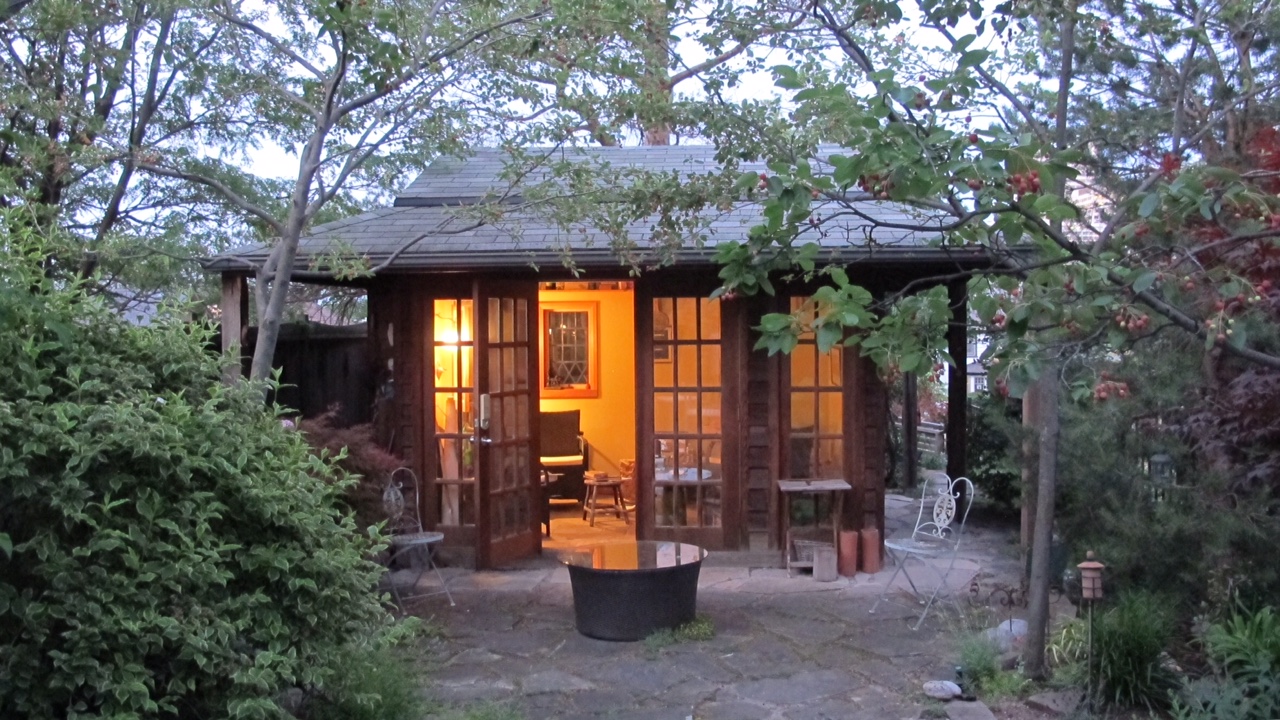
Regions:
[[432, 298, 477, 533], [475, 282, 540, 568], [650, 295, 725, 546]]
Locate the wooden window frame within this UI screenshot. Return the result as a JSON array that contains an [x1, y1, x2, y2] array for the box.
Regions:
[[539, 300, 600, 398]]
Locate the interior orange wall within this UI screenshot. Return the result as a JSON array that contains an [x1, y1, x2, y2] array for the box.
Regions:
[[539, 287, 636, 475]]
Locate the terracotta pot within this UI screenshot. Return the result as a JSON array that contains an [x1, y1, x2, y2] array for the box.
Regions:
[[859, 527, 882, 573], [838, 530, 859, 577]]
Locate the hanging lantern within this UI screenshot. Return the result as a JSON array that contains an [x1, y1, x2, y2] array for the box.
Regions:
[[1078, 551, 1105, 601]]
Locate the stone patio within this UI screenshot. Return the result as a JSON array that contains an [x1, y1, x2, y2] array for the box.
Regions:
[[393, 490, 1052, 719]]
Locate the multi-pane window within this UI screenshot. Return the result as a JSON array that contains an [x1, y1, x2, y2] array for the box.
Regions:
[[546, 310, 589, 385], [541, 302, 598, 398], [652, 296, 722, 528], [787, 297, 843, 480]]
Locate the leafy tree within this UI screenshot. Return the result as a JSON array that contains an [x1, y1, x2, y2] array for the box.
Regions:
[[0, 0, 246, 311]]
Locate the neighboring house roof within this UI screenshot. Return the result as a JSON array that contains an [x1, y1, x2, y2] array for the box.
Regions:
[[205, 145, 997, 274]]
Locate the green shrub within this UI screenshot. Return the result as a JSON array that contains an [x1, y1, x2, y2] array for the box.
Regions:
[[0, 247, 393, 717], [965, 395, 1022, 509], [1092, 591, 1177, 709], [1205, 605, 1280, 688], [302, 646, 425, 720], [1172, 606, 1280, 720], [956, 633, 1001, 691], [1046, 619, 1090, 687], [980, 670, 1031, 700], [956, 633, 1029, 699]]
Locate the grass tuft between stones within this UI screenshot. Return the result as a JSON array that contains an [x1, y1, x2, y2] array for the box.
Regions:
[[644, 616, 716, 651]]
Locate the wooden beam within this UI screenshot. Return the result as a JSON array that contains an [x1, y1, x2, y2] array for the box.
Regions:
[[946, 280, 968, 483], [220, 274, 248, 383]]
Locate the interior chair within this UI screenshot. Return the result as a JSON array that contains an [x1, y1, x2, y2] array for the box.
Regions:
[[382, 467, 455, 609], [870, 474, 975, 630], [539, 410, 588, 536]]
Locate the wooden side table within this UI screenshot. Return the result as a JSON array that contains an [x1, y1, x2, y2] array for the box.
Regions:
[[583, 478, 631, 526], [777, 479, 851, 575]]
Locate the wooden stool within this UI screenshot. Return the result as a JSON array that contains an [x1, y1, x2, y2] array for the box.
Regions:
[[582, 479, 630, 526]]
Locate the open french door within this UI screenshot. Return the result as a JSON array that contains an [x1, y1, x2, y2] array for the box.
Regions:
[[474, 280, 542, 568]]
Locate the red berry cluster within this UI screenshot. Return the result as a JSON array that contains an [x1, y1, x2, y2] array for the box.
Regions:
[[1008, 170, 1041, 199], [757, 172, 769, 190], [1094, 372, 1129, 401], [857, 173, 893, 199], [1114, 308, 1150, 334]]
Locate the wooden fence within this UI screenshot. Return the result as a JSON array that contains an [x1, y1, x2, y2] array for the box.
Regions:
[[222, 322, 374, 427]]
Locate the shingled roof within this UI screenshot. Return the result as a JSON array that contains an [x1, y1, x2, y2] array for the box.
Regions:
[[205, 145, 986, 274]]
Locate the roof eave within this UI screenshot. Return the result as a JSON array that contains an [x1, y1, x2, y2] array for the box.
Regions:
[[203, 245, 1010, 276]]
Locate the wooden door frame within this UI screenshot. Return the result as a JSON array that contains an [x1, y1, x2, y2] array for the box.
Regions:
[[634, 274, 742, 551]]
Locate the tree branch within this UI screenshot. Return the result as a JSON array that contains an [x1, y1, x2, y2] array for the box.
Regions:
[[137, 161, 285, 236]]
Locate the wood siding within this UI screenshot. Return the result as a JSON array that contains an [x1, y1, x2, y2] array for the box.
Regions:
[[741, 295, 780, 543]]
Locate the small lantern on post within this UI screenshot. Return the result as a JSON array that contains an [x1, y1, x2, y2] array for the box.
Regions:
[[1078, 551, 1104, 600], [1077, 551, 1105, 706]]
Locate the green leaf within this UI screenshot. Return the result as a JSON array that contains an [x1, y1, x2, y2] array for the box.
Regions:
[[1137, 192, 1161, 218], [958, 50, 991, 69], [1132, 271, 1157, 294]]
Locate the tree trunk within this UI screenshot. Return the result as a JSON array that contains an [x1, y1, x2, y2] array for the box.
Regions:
[[1022, 362, 1060, 678], [639, 0, 671, 146], [1023, 0, 1076, 679], [248, 129, 327, 382], [1020, 383, 1042, 555]]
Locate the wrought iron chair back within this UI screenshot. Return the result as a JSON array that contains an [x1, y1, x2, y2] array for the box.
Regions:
[[909, 474, 975, 545], [382, 466, 421, 535]]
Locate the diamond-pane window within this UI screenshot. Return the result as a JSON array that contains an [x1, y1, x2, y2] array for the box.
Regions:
[[547, 311, 589, 385], [540, 302, 599, 398]]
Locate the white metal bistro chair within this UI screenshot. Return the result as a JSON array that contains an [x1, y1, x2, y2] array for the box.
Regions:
[[382, 467, 454, 609], [871, 474, 974, 629]]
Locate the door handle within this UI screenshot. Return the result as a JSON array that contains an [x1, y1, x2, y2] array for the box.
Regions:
[[478, 393, 491, 430], [478, 436, 493, 445]]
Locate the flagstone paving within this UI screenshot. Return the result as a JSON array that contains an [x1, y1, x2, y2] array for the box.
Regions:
[[399, 495, 1056, 720]]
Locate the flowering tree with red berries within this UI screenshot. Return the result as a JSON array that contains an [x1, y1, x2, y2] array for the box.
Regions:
[[680, 0, 1280, 676]]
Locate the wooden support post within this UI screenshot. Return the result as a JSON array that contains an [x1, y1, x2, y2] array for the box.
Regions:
[[947, 280, 968, 486], [904, 372, 918, 489], [221, 273, 248, 383]]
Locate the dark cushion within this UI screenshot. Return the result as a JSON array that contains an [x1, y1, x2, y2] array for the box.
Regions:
[[540, 410, 582, 457]]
